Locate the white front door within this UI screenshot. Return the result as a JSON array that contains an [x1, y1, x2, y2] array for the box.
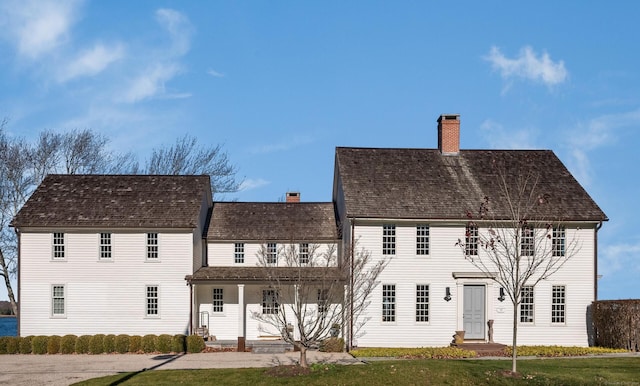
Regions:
[[463, 285, 485, 340]]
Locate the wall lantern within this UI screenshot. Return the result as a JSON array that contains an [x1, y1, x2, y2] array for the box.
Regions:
[[444, 287, 452, 302], [498, 287, 506, 302]]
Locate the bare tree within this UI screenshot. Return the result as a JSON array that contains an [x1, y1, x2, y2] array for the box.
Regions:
[[456, 158, 579, 375], [144, 134, 240, 194], [252, 240, 386, 368]]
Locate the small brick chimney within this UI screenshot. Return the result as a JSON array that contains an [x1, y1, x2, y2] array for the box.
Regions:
[[286, 192, 300, 203], [437, 114, 460, 155]]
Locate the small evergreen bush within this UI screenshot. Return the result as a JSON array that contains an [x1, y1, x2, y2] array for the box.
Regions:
[[171, 334, 186, 353], [186, 335, 205, 353], [47, 336, 61, 354], [89, 334, 105, 354], [19, 336, 33, 354], [32, 336, 49, 354], [103, 334, 116, 353], [319, 337, 345, 352], [142, 334, 157, 353], [115, 335, 130, 354], [129, 335, 142, 353], [5, 337, 19, 354], [157, 334, 172, 353], [75, 335, 91, 354], [61, 335, 77, 354], [0, 336, 9, 354]]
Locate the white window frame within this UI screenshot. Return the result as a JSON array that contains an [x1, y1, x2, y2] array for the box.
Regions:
[[51, 284, 66, 317], [465, 225, 478, 256], [212, 288, 224, 314], [52, 232, 65, 260], [266, 243, 277, 264], [382, 284, 396, 322], [145, 285, 159, 317], [521, 226, 535, 257], [299, 243, 309, 264], [416, 225, 429, 255], [317, 288, 329, 314], [551, 285, 566, 324], [520, 285, 534, 323], [415, 284, 429, 322], [552, 227, 566, 257], [382, 225, 396, 255], [234, 243, 245, 264], [99, 233, 112, 260], [146, 233, 159, 260], [262, 289, 279, 314]]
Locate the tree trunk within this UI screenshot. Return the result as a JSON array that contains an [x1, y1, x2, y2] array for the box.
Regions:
[[299, 345, 308, 368], [512, 301, 518, 374], [0, 249, 18, 315]]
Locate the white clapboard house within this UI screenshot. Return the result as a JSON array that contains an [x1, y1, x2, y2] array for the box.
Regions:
[[12, 114, 607, 349]]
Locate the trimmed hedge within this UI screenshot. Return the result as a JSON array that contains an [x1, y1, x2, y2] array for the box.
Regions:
[[172, 334, 186, 353], [75, 335, 91, 354], [157, 334, 173, 353], [129, 335, 142, 353], [115, 335, 130, 354], [186, 334, 205, 353], [593, 299, 640, 351], [89, 334, 105, 354], [320, 338, 345, 352], [5, 337, 19, 354], [47, 336, 61, 354], [103, 334, 116, 354], [32, 336, 49, 354], [19, 336, 33, 354], [142, 334, 157, 353], [61, 335, 77, 354]]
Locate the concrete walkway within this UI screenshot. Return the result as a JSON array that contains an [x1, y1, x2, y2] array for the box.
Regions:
[[0, 351, 361, 386]]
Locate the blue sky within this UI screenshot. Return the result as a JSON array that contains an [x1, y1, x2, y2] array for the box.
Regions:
[[1, 1, 639, 301]]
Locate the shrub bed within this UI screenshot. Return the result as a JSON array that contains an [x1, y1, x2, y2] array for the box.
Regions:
[[47, 336, 61, 354], [186, 335, 205, 353], [172, 334, 186, 353], [115, 335, 130, 354], [505, 345, 628, 357], [31, 336, 49, 354], [142, 334, 157, 353], [129, 335, 142, 353], [157, 334, 173, 353], [19, 336, 33, 354], [103, 334, 116, 354], [75, 335, 91, 354], [61, 335, 77, 354], [350, 347, 477, 359], [89, 334, 105, 354]]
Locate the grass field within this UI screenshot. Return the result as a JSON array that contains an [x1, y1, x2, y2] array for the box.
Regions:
[[75, 357, 640, 385]]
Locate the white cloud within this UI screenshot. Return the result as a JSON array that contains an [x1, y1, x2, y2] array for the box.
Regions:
[[122, 63, 182, 103], [484, 46, 568, 88], [155, 8, 193, 56], [0, 0, 81, 59], [249, 135, 315, 155], [207, 69, 225, 78], [58, 43, 124, 82], [599, 241, 640, 279], [239, 178, 270, 192], [479, 119, 538, 149]]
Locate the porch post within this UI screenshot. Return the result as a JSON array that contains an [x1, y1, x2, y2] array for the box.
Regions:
[[237, 284, 245, 352]]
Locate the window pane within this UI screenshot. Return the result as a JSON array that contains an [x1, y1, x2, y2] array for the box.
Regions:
[[146, 285, 158, 316], [552, 227, 565, 257], [520, 286, 534, 323], [383, 225, 396, 255], [262, 289, 278, 314], [299, 243, 309, 264], [416, 284, 429, 322], [382, 284, 396, 322], [465, 226, 478, 256], [147, 233, 158, 259], [317, 288, 328, 314], [52, 285, 65, 315], [521, 226, 535, 256], [552, 285, 566, 323], [100, 233, 112, 259], [213, 288, 224, 313], [416, 225, 429, 255], [234, 243, 244, 264], [267, 243, 277, 264], [53, 233, 65, 259]]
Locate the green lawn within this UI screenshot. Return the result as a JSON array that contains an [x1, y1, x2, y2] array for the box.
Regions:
[[74, 357, 640, 385]]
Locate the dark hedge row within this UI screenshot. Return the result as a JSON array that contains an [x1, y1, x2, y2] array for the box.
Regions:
[[0, 334, 206, 355], [593, 299, 640, 351]]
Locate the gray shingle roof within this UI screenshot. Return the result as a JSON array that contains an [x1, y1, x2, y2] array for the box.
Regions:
[[335, 147, 607, 221], [11, 174, 211, 229], [207, 202, 339, 241], [187, 266, 345, 283]]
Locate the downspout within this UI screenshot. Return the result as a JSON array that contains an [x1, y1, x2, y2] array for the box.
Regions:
[[189, 281, 193, 335], [594, 221, 603, 301], [15, 228, 20, 336], [349, 218, 355, 351]]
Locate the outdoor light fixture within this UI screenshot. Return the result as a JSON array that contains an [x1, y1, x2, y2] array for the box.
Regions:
[[498, 287, 506, 302], [444, 287, 452, 302]]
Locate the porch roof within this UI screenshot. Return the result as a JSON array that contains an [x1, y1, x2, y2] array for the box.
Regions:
[[186, 266, 346, 284]]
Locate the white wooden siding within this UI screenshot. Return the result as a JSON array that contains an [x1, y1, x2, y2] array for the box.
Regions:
[[20, 231, 194, 336]]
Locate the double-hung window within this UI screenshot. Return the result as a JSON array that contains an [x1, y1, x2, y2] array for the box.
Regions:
[[262, 289, 279, 314], [521, 226, 535, 256], [100, 233, 112, 260], [212, 288, 224, 313], [382, 225, 396, 255], [52, 285, 66, 317], [234, 243, 245, 264], [53, 232, 65, 260], [416, 284, 429, 322], [416, 225, 429, 255], [266, 243, 277, 264], [465, 225, 478, 256], [146, 285, 159, 317], [520, 286, 534, 323], [317, 288, 328, 314], [299, 243, 309, 264], [382, 284, 396, 322], [551, 285, 566, 324], [552, 227, 566, 257], [146, 233, 159, 260]]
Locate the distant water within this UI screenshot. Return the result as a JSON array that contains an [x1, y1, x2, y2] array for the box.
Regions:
[[0, 317, 17, 336]]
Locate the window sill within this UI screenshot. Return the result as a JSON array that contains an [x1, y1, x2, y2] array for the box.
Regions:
[[144, 259, 161, 263], [50, 315, 67, 319]]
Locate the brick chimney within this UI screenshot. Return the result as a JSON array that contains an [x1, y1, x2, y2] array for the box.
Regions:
[[437, 114, 460, 155], [286, 192, 300, 203]]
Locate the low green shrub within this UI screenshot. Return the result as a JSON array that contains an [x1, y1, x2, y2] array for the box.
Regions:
[[115, 335, 130, 354], [129, 335, 142, 353], [19, 336, 33, 354], [89, 334, 105, 354], [320, 338, 345, 352], [0, 336, 8, 354], [61, 335, 77, 354], [157, 334, 173, 353], [4, 337, 19, 354], [47, 336, 61, 354], [142, 334, 157, 353], [350, 347, 477, 359], [186, 335, 205, 353], [505, 345, 629, 357], [75, 335, 91, 354], [32, 336, 49, 354], [172, 334, 186, 353], [103, 334, 116, 353]]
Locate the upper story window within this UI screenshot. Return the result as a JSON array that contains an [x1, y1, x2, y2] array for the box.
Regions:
[[100, 233, 112, 260], [267, 243, 278, 264], [299, 243, 309, 264], [382, 225, 396, 255], [234, 243, 245, 264], [382, 284, 396, 322], [465, 225, 478, 256], [146, 233, 159, 260], [521, 226, 535, 256], [552, 226, 566, 257], [53, 232, 65, 260], [212, 288, 224, 313], [551, 285, 566, 324], [416, 225, 429, 255], [520, 285, 534, 323], [146, 285, 159, 317], [51, 285, 66, 317]]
